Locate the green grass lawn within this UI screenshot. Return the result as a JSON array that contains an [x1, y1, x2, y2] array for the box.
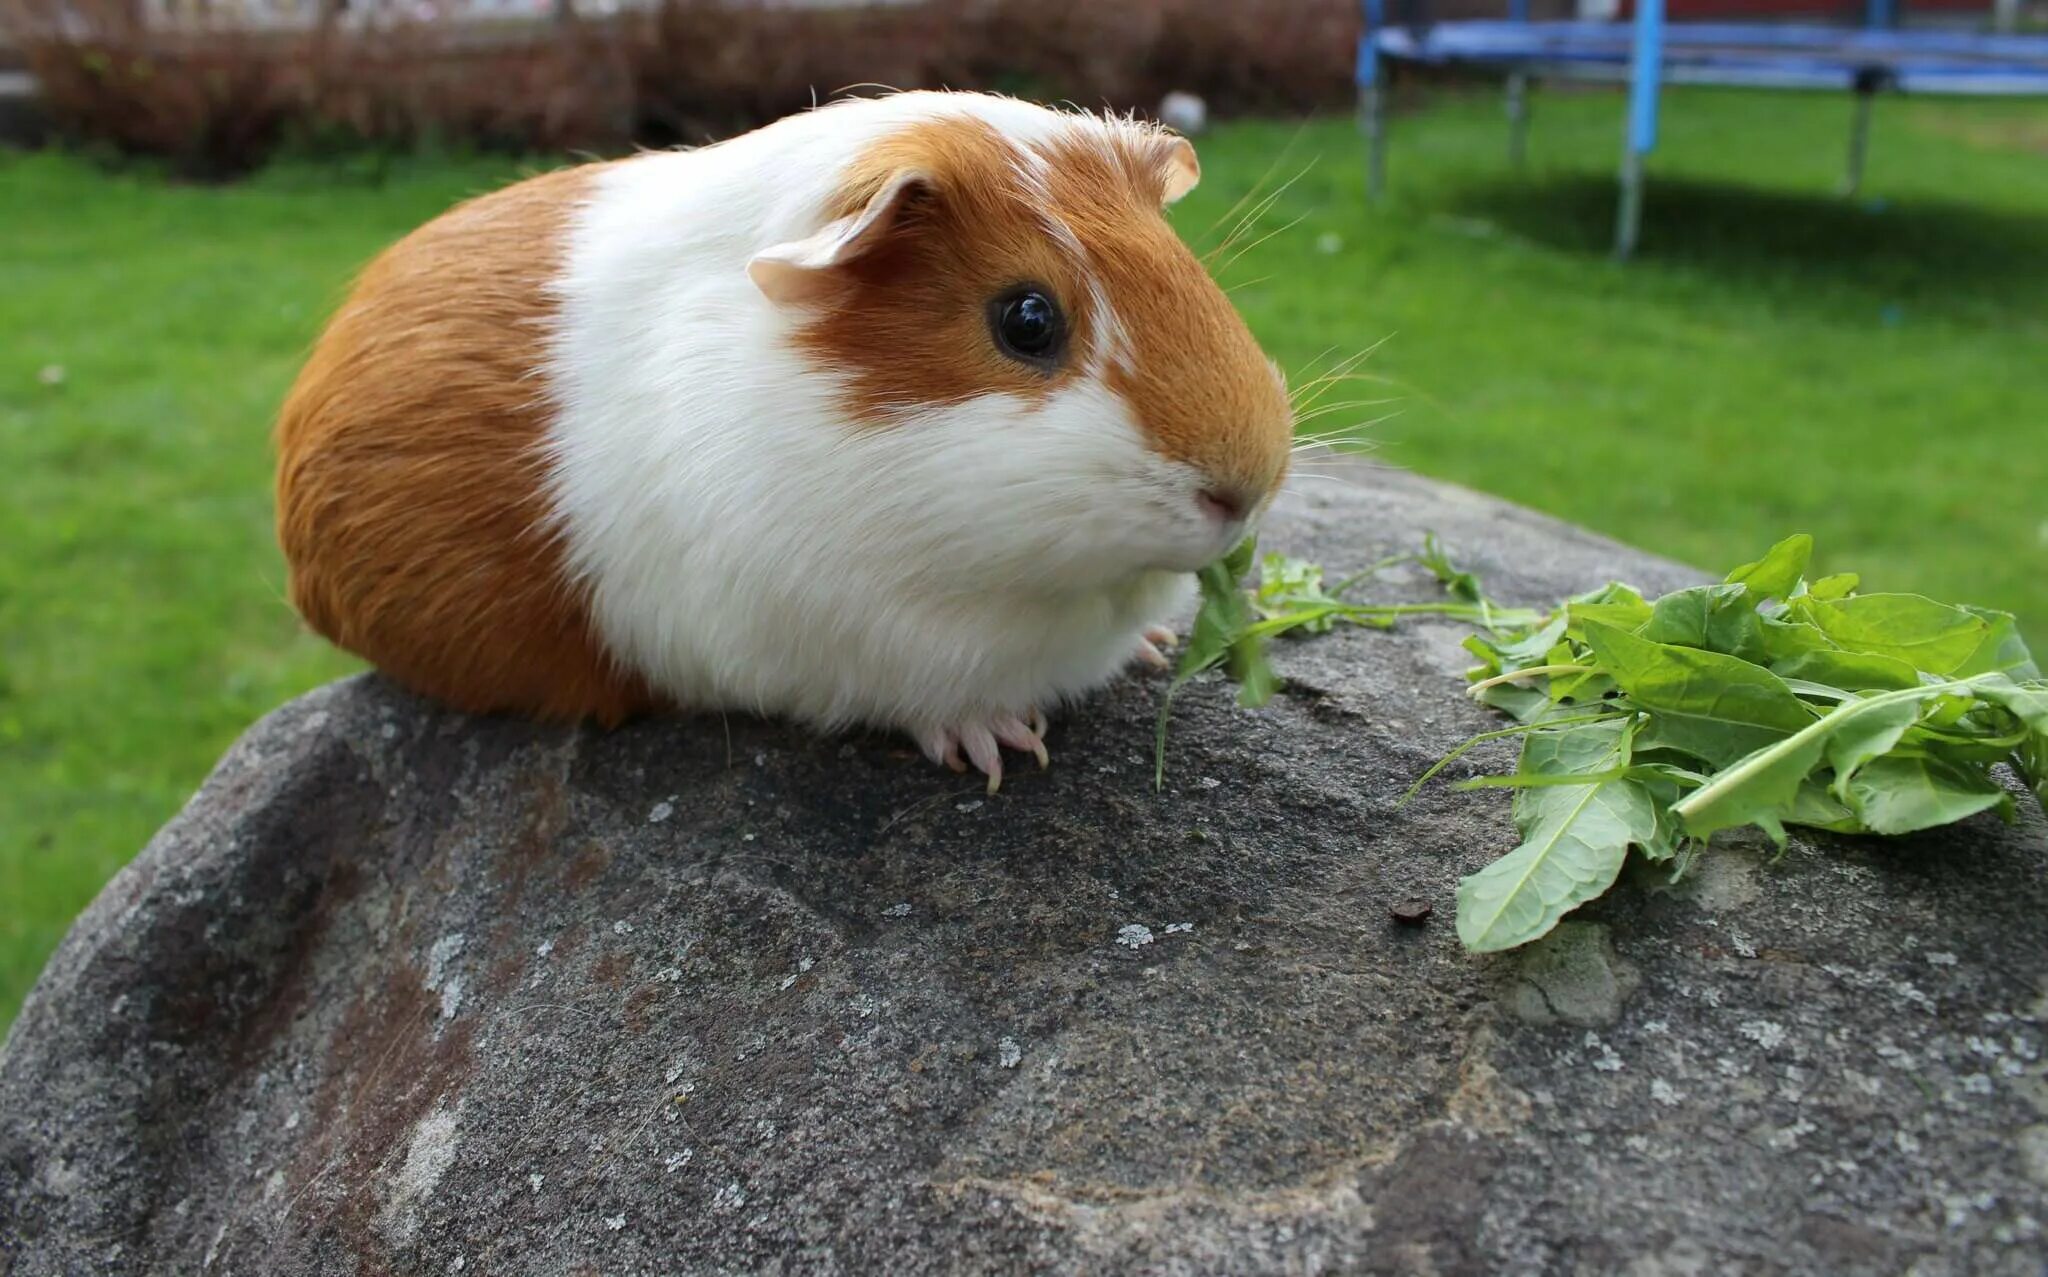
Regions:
[[4, 86, 2046, 1028]]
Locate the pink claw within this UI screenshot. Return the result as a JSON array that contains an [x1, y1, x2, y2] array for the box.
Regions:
[[1135, 638, 1171, 670], [958, 722, 1003, 793], [911, 710, 1053, 791], [991, 713, 1050, 770], [1143, 624, 1178, 648]]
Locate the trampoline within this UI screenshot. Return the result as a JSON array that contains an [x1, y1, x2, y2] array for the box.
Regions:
[[1356, 0, 2048, 256]]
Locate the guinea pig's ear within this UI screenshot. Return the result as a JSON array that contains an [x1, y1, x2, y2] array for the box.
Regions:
[[748, 169, 933, 305], [1157, 136, 1200, 205]]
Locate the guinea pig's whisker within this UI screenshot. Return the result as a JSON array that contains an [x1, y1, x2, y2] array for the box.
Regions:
[[1198, 124, 1307, 240], [1291, 365, 1400, 414], [1293, 397, 1400, 426], [1202, 166, 1314, 269], [1214, 212, 1309, 278], [1287, 341, 1388, 406]]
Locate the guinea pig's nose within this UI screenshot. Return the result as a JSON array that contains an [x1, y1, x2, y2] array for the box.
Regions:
[[1196, 485, 1255, 525]]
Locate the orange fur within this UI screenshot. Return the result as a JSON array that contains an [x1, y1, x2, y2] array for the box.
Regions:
[[794, 115, 1292, 501], [275, 163, 657, 724]]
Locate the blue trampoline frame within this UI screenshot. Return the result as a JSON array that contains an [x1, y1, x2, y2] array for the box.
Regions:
[[1356, 0, 2048, 256]]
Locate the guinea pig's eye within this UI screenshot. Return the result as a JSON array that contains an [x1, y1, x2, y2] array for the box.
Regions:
[[988, 288, 1065, 367]]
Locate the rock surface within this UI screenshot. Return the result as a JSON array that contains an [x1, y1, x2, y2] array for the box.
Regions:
[[5, 464, 2047, 1276]]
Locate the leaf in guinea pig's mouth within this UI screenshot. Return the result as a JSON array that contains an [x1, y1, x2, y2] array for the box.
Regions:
[[1154, 539, 1273, 787]]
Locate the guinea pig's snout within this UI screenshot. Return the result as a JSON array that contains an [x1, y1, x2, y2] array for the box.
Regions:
[[1195, 484, 1255, 526]]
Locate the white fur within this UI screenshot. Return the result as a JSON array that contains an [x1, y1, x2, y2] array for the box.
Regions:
[[543, 93, 1241, 737]]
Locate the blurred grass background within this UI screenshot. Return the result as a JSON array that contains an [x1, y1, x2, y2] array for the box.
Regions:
[[4, 84, 2046, 1026]]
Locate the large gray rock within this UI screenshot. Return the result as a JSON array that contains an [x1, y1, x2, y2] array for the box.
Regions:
[[4, 465, 2046, 1276]]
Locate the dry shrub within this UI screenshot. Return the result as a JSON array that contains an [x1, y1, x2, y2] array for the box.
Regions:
[[310, 21, 632, 157], [631, 0, 1359, 142], [7, 0, 311, 177], [5, 0, 1364, 176]]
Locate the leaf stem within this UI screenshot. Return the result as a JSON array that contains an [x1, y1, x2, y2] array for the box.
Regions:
[[1669, 673, 2002, 832], [1466, 664, 1594, 695], [1397, 711, 1621, 807]]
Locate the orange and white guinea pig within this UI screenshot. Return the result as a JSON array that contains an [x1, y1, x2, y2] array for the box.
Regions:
[[275, 90, 1293, 789]]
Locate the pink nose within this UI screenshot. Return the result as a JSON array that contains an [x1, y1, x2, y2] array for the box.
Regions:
[[1197, 485, 1254, 524]]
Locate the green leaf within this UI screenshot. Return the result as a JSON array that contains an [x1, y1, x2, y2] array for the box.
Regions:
[[1455, 720, 1659, 952], [1641, 583, 1765, 661], [1846, 753, 2012, 834], [1789, 593, 1990, 676], [1821, 696, 1927, 801], [1806, 573, 1860, 601], [1770, 647, 1925, 693], [1419, 533, 1482, 603], [1974, 675, 2048, 732], [1582, 620, 1815, 766], [1670, 682, 1956, 838], [1158, 539, 1272, 785], [1724, 534, 1813, 602], [1784, 779, 1868, 834], [1255, 553, 1342, 634], [1954, 606, 2042, 681], [1473, 680, 1555, 723]]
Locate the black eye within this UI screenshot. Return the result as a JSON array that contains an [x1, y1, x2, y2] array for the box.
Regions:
[[990, 289, 1064, 365]]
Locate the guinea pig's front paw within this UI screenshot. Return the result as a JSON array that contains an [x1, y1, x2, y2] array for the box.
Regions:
[[1134, 624, 1179, 671], [913, 710, 1050, 795]]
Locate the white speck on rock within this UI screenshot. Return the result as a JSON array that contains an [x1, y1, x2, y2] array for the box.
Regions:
[[1963, 1073, 1994, 1095], [613, 920, 634, 936], [955, 800, 983, 814], [603, 1214, 626, 1232], [780, 973, 799, 991], [529, 1173, 544, 1193], [1164, 922, 1194, 935], [665, 1149, 694, 1172], [451, 1257, 465, 1273], [1738, 1020, 1788, 1051], [536, 939, 554, 959], [1198, 777, 1221, 790], [998, 1037, 1023, 1068], [377, 1104, 462, 1247], [799, 956, 814, 972], [753, 752, 767, 768], [649, 800, 674, 823], [1650, 1078, 1681, 1106], [1115, 924, 1154, 949], [438, 977, 464, 1021], [425, 933, 466, 989], [884, 902, 912, 918], [712, 1181, 747, 1212], [1928, 951, 1959, 967]]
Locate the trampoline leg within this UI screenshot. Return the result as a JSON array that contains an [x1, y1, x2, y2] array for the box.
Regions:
[[1505, 72, 1530, 170], [1842, 82, 1876, 197], [1615, 149, 1646, 261], [1616, 0, 1663, 260], [1363, 83, 1389, 203]]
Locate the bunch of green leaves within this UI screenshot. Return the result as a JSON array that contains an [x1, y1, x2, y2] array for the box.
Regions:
[[1154, 537, 1538, 785], [1434, 534, 2047, 953]]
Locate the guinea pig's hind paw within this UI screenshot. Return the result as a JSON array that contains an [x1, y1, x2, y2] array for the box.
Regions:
[[913, 712, 1050, 794]]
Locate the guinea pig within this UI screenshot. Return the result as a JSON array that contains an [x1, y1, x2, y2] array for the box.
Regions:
[[275, 90, 1294, 790]]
